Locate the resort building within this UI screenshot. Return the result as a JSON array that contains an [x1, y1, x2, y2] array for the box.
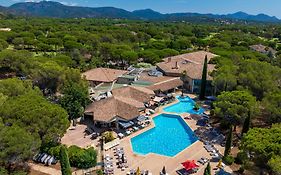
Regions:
[[84, 86, 154, 129], [156, 51, 217, 94], [148, 77, 183, 94], [249, 44, 277, 57], [112, 86, 154, 105], [82, 68, 128, 87]]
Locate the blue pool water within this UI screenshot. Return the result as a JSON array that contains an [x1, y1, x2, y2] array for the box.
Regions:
[[164, 96, 204, 114], [131, 114, 198, 157]]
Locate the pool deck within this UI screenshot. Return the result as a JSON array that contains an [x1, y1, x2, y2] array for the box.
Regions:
[[105, 94, 233, 175]]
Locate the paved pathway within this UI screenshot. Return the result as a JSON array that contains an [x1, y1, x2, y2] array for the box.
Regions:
[[29, 163, 61, 175]]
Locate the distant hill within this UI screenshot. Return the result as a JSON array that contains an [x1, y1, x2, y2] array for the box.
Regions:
[[1, 1, 280, 23], [223, 11, 280, 23], [9, 1, 136, 19], [132, 9, 164, 20]]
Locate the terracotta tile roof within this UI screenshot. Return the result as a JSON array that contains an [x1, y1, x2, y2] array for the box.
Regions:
[[156, 51, 217, 80], [84, 97, 140, 122], [148, 78, 183, 92], [138, 72, 176, 83], [112, 86, 154, 103], [250, 44, 277, 55], [82, 68, 128, 83]]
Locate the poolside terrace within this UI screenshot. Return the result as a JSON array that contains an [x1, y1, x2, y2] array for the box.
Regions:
[[103, 94, 233, 175]]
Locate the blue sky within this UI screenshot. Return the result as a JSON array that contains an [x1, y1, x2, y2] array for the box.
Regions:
[[2, 0, 281, 18]]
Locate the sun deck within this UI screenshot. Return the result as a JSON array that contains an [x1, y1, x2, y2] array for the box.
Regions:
[[103, 95, 233, 175]]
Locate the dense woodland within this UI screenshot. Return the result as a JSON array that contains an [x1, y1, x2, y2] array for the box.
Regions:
[[0, 17, 281, 174]]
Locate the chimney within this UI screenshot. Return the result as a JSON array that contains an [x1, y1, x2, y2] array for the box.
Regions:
[[172, 61, 179, 69], [167, 57, 171, 63]]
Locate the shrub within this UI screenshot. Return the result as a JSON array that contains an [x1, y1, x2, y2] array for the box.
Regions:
[[193, 103, 200, 110], [48, 145, 62, 159], [0, 167, 8, 175], [102, 131, 115, 143], [223, 155, 235, 165], [96, 170, 103, 175], [238, 165, 245, 174], [68, 145, 97, 169], [203, 162, 211, 175], [235, 151, 248, 164], [11, 171, 28, 175], [210, 109, 215, 116], [60, 146, 71, 175]]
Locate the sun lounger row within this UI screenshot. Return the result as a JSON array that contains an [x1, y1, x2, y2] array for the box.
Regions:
[[114, 147, 129, 170], [118, 121, 151, 139], [197, 157, 209, 165], [104, 155, 114, 175]]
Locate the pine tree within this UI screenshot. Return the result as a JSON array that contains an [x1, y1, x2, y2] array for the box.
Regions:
[[203, 162, 211, 175], [242, 111, 251, 136], [199, 55, 208, 100], [60, 146, 71, 175], [224, 126, 233, 157]]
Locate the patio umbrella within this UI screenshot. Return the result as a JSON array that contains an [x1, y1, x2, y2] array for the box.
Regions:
[[121, 154, 125, 163], [161, 166, 166, 174], [181, 160, 199, 171], [217, 159, 222, 168], [136, 167, 140, 175]]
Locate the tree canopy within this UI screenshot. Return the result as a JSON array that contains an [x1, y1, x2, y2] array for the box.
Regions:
[[242, 124, 281, 174], [214, 90, 258, 130]]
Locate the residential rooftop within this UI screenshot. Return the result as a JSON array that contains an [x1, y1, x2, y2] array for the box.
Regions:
[[82, 67, 128, 83], [148, 78, 183, 92], [112, 86, 154, 103], [156, 51, 217, 80], [85, 96, 140, 122], [85, 86, 154, 122]]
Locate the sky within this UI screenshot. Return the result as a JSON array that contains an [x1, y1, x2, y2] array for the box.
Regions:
[[1, 0, 281, 18]]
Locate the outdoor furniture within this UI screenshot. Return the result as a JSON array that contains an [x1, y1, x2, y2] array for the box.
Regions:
[[176, 168, 189, 175], [133, 126, 139, 131], [180, 160, 199, 174], [204, 145, 216, 152], [118, 133, 124, 138], [125, 130, 131, 135]]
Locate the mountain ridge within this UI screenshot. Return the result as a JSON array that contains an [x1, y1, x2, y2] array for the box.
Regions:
[[1, 1, 280, 23]]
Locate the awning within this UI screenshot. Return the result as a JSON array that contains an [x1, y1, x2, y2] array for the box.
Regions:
[[137, 115, 146, 122], [119, 121, 134, 129], [153, 96, 164, 102], [181, 160, 199, 171]]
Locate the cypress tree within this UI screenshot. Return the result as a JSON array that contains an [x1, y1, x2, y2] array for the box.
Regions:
[[224, 126, 233, 157], [199, 55, 208, 100], [60, 146, 71, 175], [242, 111, 251, 136], [203, 162, 211, 175]]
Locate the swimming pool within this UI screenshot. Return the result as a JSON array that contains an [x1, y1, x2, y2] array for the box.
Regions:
[[164, 96, 204, 114], [131, 114, 198, 157]]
